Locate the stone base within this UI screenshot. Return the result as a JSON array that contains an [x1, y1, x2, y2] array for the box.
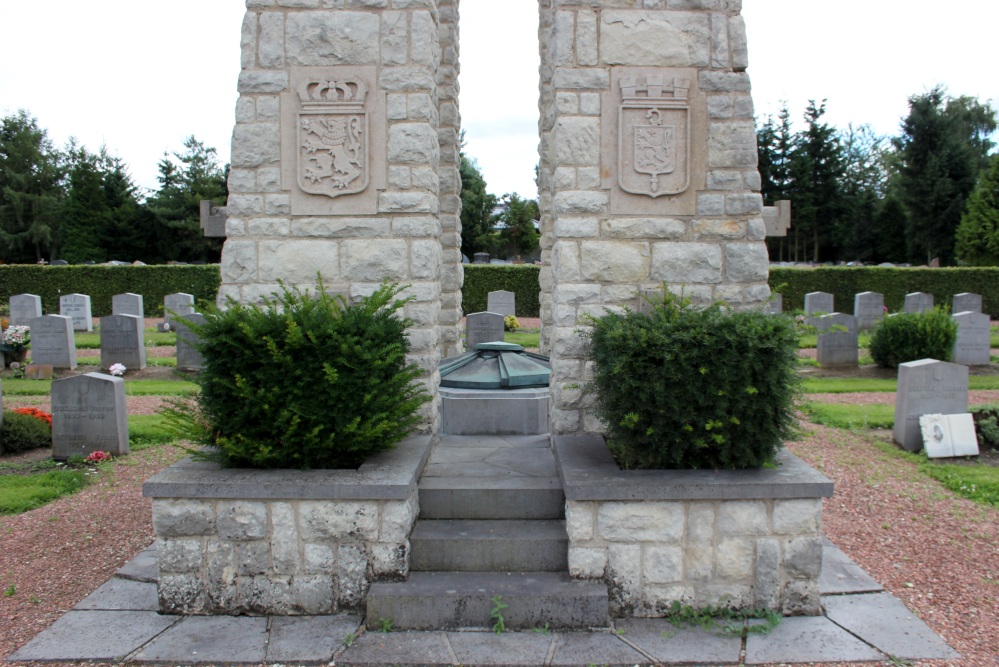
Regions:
[[439, 387, 550, 435]]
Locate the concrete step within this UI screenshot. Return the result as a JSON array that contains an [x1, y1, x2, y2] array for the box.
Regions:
[[418, 476, 565, 520], [411, 520, 568, 572], [365, 571, 609, 630]]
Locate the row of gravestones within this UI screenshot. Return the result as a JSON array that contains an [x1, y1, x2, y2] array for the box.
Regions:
[[769, 291, 985, 328], [9, 292, 196, 329]]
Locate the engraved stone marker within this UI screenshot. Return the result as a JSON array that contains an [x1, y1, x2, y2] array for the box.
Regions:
[[487, 291, 516, 317], [60, 294, 93, 332], [952, 292, 982, 315], [465, 312, 505, 350], [100, 314, 146, 370], [9, 294, 42, 326], [894, 359, 968, 452], [904, 292, 934, 314], [920, 413, 979, 459], [175, 313, 206, 372], [952, 311, 991, 366], [164, 293, 195, 328], [804, 292, 834, 315], [51, 373, 129, 459], [27, 315, 77, 369], [766, 293, 783, 315], [853, 292, 884, 330], [816, 314, 858, 368], [112, 293, 144, 318]]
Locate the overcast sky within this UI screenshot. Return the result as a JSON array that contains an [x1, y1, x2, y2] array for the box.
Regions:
[[1, 1, 996, 201]]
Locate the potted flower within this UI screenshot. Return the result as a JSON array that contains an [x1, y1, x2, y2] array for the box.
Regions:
[[1, 324, 30, 367]]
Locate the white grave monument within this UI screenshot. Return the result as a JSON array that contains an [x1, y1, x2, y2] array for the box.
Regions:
[[894, 359, 968, 452], [919, 413, 979, 458], [60, 294, 93, 332]]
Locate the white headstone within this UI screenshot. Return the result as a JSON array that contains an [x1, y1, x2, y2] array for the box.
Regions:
[[100, 314, 147, 370], [894, 359, 969, 452], [465, 312, 505, 349], [904, 292, 934, 314], [112, 293, 144, 318], [952, 311, 991, 366], [60, 294, 93, 332], [487, 290, 516, 317], [9, 294, 42, 326], [853, 292, 884, 330], [920, 413, 979, 458], [27, 315, 77, 369], [952, 293, 982, 315], [164, 293, 196, 327], [51, 372, 129, 458]]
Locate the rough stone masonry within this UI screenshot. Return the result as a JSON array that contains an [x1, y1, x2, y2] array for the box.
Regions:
[[219, 0, 768, 435]]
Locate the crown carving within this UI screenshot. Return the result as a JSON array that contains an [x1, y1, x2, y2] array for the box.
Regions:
[[298, 78, 369, 106], [620, 76, 689, 102]]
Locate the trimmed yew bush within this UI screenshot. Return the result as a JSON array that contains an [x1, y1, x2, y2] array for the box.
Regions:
[[587, 293, 799, 470], [1, 411, 52, 454], [868, 308, 958, 369]]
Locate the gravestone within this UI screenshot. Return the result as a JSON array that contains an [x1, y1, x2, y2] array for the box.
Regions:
[[100, 314, 146, 370], [952, 293, 982, 315], [175, 313, 206, 372], [473, 253, 490, 264], [636, 288, 664, 315], [904, 292, 934, 314], [766, 293, 783, 315], [952, 311, 991, 366], [816, 314, 858, 368], [112, 293, 144, 318], [894, 359, 968, 452], [853, 292, 884, 330], [60, 294, 93, 332], [919, 413, 979, 459], [465, 312, 505, 349], [51, 373, 129, 459], [9, 294, 42, 326], [804, 292, 834, 315], [27, 315, 77, 369], [25, 365, 54, 380], [164, 293, 195, 327], [487, 291, 516, 317]]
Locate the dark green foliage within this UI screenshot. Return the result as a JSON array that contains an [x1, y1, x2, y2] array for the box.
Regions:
[[868, 309, 958, 369], [955, 154, 999, 266], [495, 194, 540, 257], [969, 404, 999, 450], [0, 412, 52, 455], [587, 293, 799, 470], [462, 264, 540, 317], [0, 264, 221, 316], [190, 280, 430, 469], [459, 153, 498, 257]]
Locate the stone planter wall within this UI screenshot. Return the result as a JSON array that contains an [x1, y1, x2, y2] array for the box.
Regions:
[[143, 436, 432, 615], [553, 435, 833, 617]]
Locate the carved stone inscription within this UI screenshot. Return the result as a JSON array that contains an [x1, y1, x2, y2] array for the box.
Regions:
[[297, 78, 368, 198], [618, 74, 690, 197]]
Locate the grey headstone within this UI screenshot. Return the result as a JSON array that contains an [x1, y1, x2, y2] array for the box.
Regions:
[[636, 289, 664, 315], [904, 291, 934, 314], [27, 315, 77, 369], [112, 292, 144, 317], [487, 290, 516, 317], [816, 314, 858, 368], [853, 292, 884, 330], [100, 314, 147, 370], [49, 259, 69, 266], [952, 311, 991, 366], [803, 292, 833, 315], [60, 293, 93, 331], [952, 292, 982, 314], [893, 359, 968, 452], [163, 293, 195, 326], [473, 252, 490, 264], [51, 372, 129, 458], [813, 312, 857, 334], [766, 293, 783, 314], [175, 313, 206, 371], [9, 294, 42, 326], [465, 312, 505, 349]]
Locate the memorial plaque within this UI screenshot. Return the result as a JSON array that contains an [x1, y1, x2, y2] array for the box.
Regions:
[[9, 294, 42, 326], [816, 314, 858, 368], [853, 292, 884, 330], [904, 292, 933, 314], [894, 359, 968, 452], [112, 293, 144, 318], [952, 293, 982, 315], [27, 315, 77, 369], [920, 413, 979, 459], [952, 311, 991, 366], [176, 313, 206, 372], [60, 294, 93, 332], [164, 293, 195, 327], [100, 314, 147, 370], [51, 373, 129, 458], [487, 291, 516, 317], [465, 312, 505, 349]]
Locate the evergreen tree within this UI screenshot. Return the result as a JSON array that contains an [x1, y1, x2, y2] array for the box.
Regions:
[[757, 103, 794, 261], [955, 154, 999, 265], [496, 193, 540, 257], [459, 152, 497, 257], [787, 101, 844, 262], [835, 124, 890, 262]]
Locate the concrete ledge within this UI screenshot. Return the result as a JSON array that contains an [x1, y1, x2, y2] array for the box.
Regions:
[[440, 387, 550, 435], [142, 435, 434, 501], [553, 435, 833, 501]]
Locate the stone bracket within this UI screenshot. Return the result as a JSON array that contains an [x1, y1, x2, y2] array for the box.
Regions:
[[763, 200, 791, 237], [199, 200, 228, 238]]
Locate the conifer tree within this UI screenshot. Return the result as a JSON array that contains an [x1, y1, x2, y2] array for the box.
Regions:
[[955, 154, 999, 266]]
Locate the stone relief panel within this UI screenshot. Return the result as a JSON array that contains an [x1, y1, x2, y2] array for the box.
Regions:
[[281, 67, 386, 216]]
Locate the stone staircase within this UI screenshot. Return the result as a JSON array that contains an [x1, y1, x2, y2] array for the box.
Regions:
[[365, 435, 609, 630]]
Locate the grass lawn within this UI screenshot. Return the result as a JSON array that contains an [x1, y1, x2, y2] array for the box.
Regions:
[[1, 378, 198, 396], [0, 469, 89, 515], [800, 402, 896, 429], [73, 329, 176, 349], [503, 330, 541, 349]]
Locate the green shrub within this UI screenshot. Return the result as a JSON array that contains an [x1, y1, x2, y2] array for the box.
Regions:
[[1, 412, 52, 454], [587, 293, 800, 470], [868, 308, 958, 369], [184, 279, 430, 469], [970, 404, 999, 450]]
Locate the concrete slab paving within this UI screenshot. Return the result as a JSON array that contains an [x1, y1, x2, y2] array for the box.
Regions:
[[446, 631, 556, 666], [820, 542, 884, 595], [8, 610, 178, 662], [744, 616, 886, 664], [267, 614, 362, 663], [74, 576, 159, 611], [437, 434, 550, 449], [115, 544, 158, 582], [132, 615, 268, 663], [613, 618, 743, 664], [548, 631, 650, 666], [824, 592, 961, 660], [337, 631, 454, 666]]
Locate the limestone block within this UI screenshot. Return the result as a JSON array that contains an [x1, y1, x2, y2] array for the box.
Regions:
[[256, 97, 281, 122], [299, 501, 379, 540], [747, 217, 767, 241], [700, 583, 752, 609], [597, 502, 685, 541], [292, 575, 334, 614], [697, 193, 725, 216], [566, 502, 595, 540], [555, 217, 599, 238], [243, 575, 292, 615], [725, 193, 763, 216], [380, 66, 436, 91], [580, 92, 601, 116], [600, 11, 710, 66], [411, 166, 438, 191], [410, 241, 442, 280], [258, 240, 339, 283], [409, 94, 438, 122], [729, 15, 749, 70], [380, 496, 418, 543], [553, 68, 609, 89], [708, 121, 757, 168], [389, 124, 440, 164], [549, 408, 581, 434], [651, 242, 723, 284], [216, 501, 268, 541], [156, 538, 203, 573], [706, 170, 742, 190], [258, 12, 285, 68], [784, 537, 823, 579], [575, 10, 598, 65], [552, 11, 574, 66], [555, 117, 600, 167], [411, 11, 439, 66], [716, 537, 753, 579], [381, 11, 407, 66], [754, 537, 781, 610], [241, 13, 257, 69], [158, 574, 206, 614], [303, 543, 335, 575], [286, 12, 380, 66], [553, 241, 582, 281], [270, 502, 300, 574], [238, 70, 289, 93], [152, 499, 215, 538], [698, 71, 751, 92], [718, 501, 768, 535], [387, 93, 407, 120], [553, 284, 602, 306], [684, 543, 713, 582], [781, 579, 821, 616], [643, 546, 683, 584], [686, 503, 715, 543], [713, 283, 770, 306], [378, 192, 439, 214], [568, 547, 607, 579], [607, 543, 642, 614], [725, 242, 770, 283], [236, 540, 272, 576], [710, 12, 729, 68], [265, 194, 290, 215], [371, 542, 409, 577], [554, 191, 608, 215], [577, 167, 600, 189], [581, 241, 649, 282], [229, 169, 256, 193], [247, 218, 291, 237], [692, 219, 746, 240], [734, 95, 754, 118], [235, 97, 255, 123], [336, 544, 369, 608], [642, 585, 695, 617], [291, 217, 390, 238], [602, 218, 686, 239], [772, 499, 821, 535]]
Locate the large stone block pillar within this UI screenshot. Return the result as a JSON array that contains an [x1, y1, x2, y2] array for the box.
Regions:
[[539, 0, 769, 434], [220, 0, 452, 432]]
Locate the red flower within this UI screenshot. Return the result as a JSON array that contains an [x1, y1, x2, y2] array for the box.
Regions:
[[13, 406, 52, 428]]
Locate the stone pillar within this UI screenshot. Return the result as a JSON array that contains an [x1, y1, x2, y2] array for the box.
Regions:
[[538, 0, 769, 434], [220, 0, 448, 433]]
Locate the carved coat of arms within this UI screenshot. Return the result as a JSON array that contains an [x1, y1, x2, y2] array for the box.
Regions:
[[297, 78, 369, 198], [618, 75, 690, 197]]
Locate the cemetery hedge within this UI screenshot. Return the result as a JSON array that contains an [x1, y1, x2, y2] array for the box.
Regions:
[[868, 308, 959, 369], [462, 265, 540, 317], [770, 267, 999, 315], [0, 412, 52, 454], [0, 265, 221, 316]]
